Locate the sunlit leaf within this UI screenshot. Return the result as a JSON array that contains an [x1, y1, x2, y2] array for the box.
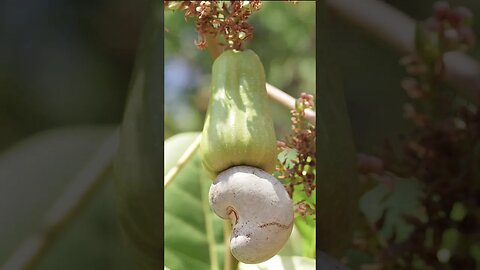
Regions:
[[294, 216, 315, 258], [277, 225, 305, 258], [164, 132, 225, 270]]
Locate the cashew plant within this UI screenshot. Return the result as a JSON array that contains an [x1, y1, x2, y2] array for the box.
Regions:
[[162, 2, 317, 270], [147, 1, 317, 270], [162, 44, 316, 269], [201, 49, 294, 264]]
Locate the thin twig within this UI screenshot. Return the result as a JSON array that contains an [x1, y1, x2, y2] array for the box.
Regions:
[[1, 130, 119, 270], [266, 83, 316, 124], [164, 134, 202, 188], [326, 0, 480, 101]]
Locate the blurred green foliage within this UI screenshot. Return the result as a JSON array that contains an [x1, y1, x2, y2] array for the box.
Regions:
[[0, 0, 147, 151], [331, 1, 480, 269], [331, 0, 480, 152], [0, 0, 147, 268], [0, 126, 136, 269]]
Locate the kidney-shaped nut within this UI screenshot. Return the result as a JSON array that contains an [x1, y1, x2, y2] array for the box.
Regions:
[[209, 165, 294, 264]]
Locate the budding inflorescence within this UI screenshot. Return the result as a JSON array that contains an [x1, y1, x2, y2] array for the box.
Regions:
[[277, 93, 316, 218], [428, 1, 475, 50], [164, 1, 262, 50], [399, 1, 475, 128], [372, 2, 479, 268]]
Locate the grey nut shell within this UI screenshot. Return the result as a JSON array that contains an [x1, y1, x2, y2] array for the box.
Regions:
[[209, 165, 294, 264]]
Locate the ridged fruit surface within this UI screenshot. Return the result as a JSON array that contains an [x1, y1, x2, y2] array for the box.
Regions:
[[200, 49, 277, 179]]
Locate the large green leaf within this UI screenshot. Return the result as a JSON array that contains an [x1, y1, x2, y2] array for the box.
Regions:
[[164, 132, 200, 172], [164, 132, 225, 270], [317, 1, 360, 257], [37, 172, 136, 270], [0, 125, 129, 268], [113, 0, 163, 268]]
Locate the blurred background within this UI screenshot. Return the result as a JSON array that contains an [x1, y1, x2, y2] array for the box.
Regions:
[[0, 0, 148, 150], [332, 0, 480, 153], [0, 0, 147, 269], [0, 0, 479, 269], [326, 1, 480, 269]]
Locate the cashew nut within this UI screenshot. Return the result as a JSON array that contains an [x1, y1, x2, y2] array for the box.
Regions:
[[209, 165, 294, 264]]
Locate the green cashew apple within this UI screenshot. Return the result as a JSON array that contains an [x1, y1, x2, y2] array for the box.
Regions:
[[200, 49, 277, 179]]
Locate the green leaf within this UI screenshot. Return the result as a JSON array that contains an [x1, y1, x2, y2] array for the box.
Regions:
[[291, 183, 315, 258], [294, 216, 315, 258], [318, 0, 360, 257], [238, 255, 316, 270], [164, 132, 200, 172], [37, 171, 136, 270], [277, 148, 316, 259], [0, 125, 123, 268], [359, 176, 424, 243], [277, 225, 305, 258], [277, 148, 298, 170], [164, 132, 225, 270]]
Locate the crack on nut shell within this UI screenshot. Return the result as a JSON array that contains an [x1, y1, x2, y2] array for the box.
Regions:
[[258, 219, 293, 229]]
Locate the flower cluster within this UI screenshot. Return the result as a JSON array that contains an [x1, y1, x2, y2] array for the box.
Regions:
[[428, 1, 475, 51], [164, 1, 262, 50], [399, 0, 475, 129], [277, 93, 316, 218], [374, 2, 479, 268]]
